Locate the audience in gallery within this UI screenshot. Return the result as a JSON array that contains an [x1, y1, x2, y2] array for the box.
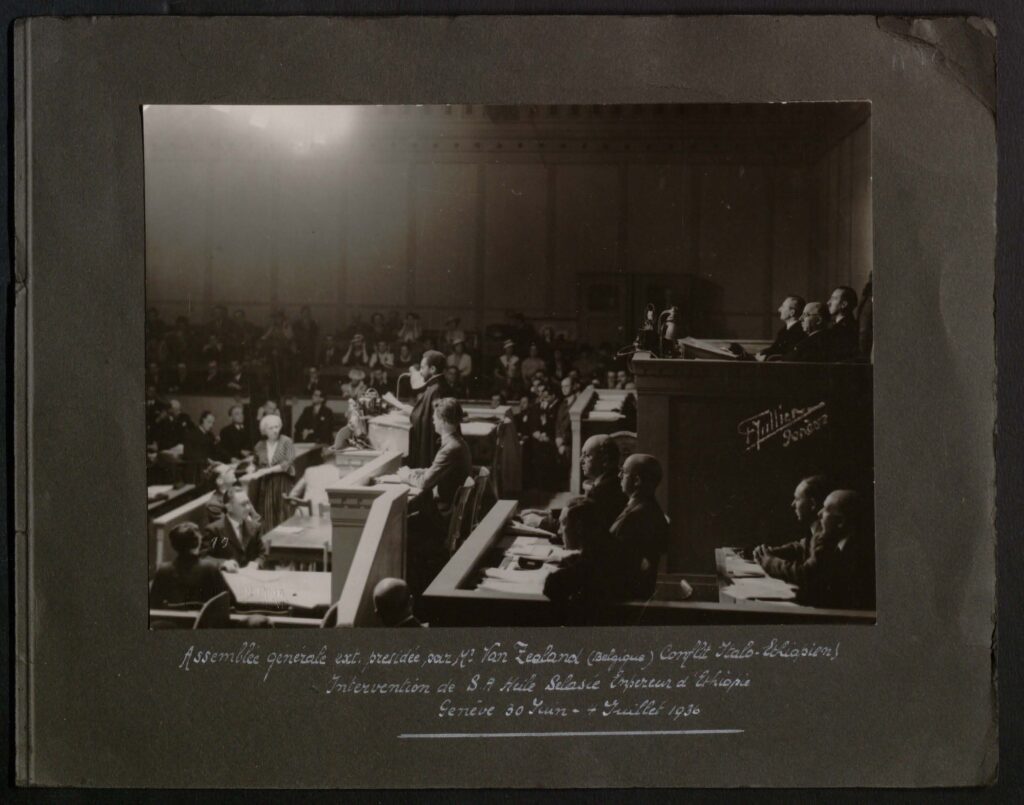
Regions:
[[144, 304, 638, 407]]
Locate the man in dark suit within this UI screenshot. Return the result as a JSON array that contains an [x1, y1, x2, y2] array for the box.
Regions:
[[294, 388, 335, 443], [218, 404, 251, 460], [202, 487, 266, 571], [784, 301, 832, 362], [318, 334, 342, 368], [522, 434, 627, 537], [826, 285, 861, 361], [224, 360, 248, 395], [373, 578, 426, 627], [756, 296, 807, 361], [752, 475, 831, 568], [150, 522, 229, 608], [389, 350, 451, 469], [608, 453, 671, 599], [181, 410, 222, 483], [756, 489, 874, 610]]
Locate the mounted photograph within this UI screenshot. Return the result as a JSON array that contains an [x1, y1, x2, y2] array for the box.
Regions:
[[143, 102, 875, 628]]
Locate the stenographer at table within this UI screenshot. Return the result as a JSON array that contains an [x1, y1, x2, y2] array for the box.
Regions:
[[391, 398, 472, 594]]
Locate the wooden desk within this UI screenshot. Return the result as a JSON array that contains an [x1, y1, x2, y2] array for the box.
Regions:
[[147, 483, 197, 517], [679, 337, 772, 360], [712, 547, 875, 623], [423, 501, 873, 626], [221, 567, 332, 613], [632, 353, 873, 573], [369, 409, 521, 496], [264, 512, 332, 570]]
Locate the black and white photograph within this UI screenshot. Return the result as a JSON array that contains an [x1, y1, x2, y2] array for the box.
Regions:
[[144, 102, 875, 628]]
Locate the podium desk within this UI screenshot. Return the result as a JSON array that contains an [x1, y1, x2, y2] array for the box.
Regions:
[[264, 511, 332, 571], [368, 408, 521, 496]]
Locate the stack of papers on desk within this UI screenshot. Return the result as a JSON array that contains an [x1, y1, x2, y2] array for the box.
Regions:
[[721, 553, 766, 579], [506, 537, 580, 564], [722, 578, 797, 602], [478, 566, 554, 596]]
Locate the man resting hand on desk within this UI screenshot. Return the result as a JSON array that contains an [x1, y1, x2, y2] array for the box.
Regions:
[[751, 475, 830, 572], [755, 489, 874, 610]]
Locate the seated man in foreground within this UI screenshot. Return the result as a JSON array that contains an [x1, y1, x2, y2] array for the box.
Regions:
[[373, 578, 426, 628], [202, 486, 266, 572], [752, 474, 831, 571], [396, 398, 473, 594], [520, 434, 627, 538], [609, 454, 670, 599], [150, 522, 229, 609], [755, 489, 874, 610]]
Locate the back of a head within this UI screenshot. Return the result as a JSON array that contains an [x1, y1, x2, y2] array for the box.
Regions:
[[168, 522, 203, 558], [788, 295, 806, 313], [433, 397, 464, 432], [562, 496, 602, 550], [373, 577, 412, 626]]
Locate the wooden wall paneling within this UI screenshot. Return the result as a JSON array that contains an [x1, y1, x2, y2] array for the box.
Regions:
[[483, 163, 547, 313], [346, 161, 409, 308], [208, 149, 274, 305], [626, 163, 685, 275], [413, 163, 477, 314], [552, 165, 619, 317], [698, 165, 772, 338], [143, 155, 210, 312]]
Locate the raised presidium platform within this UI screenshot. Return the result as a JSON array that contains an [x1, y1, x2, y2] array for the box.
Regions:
[[630, 350, 873, 575], [422, 500, 874, 626], [368, 401, 521, 496], [677, 336, 773, 360]]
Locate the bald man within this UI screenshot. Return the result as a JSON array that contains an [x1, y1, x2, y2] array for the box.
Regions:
[[757, 488, 874, 610], [521, 434, 627, 538], [784, 301, 832, 362], [608, 454, 670, 599], [373, 578, 425, 627]]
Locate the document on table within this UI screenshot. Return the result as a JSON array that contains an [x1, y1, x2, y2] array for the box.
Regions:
[[722, 579, 797, 601]]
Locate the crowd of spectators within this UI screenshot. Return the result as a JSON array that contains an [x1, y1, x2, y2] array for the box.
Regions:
[[145, 305, 637, 404]]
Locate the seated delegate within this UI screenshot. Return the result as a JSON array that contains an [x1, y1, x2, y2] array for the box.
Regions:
[[756, 489, 874, 610], [394, 397, 472, 594], [202, 486, 266, 572], [150, 522, 229, 608], [752, 474, 831, 575], [609, 454, 670, 600]]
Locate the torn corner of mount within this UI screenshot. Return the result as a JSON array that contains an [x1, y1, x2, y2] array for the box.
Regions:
[[875, 16, 996, 118]]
